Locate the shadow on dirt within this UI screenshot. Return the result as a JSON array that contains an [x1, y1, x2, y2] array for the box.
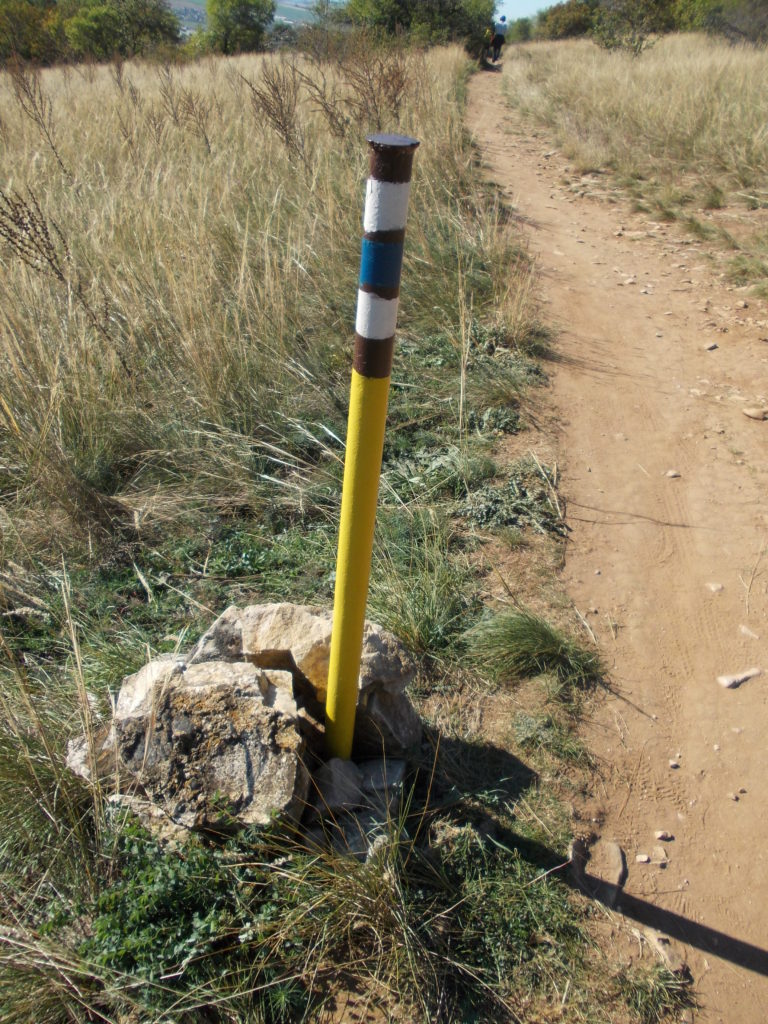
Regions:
[[412, 728, 768, 979]]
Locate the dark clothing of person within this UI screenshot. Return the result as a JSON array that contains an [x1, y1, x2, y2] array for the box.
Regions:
[[491, 33, 505, 61]]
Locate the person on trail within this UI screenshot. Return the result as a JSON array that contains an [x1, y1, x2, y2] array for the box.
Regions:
[[491, 15, 507, 62]]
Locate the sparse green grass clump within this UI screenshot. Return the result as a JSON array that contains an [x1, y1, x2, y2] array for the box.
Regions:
[[618, 963, 695, 1024], [470, 608, 603, 691], [514, 711, 595, 767]]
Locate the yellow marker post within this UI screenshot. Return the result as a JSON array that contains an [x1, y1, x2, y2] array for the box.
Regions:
[[325, 134, 419, 760]]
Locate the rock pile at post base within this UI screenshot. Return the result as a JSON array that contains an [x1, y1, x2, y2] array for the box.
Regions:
[[67, 604, 421, 838]]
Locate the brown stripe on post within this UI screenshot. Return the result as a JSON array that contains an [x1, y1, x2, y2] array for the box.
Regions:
[[367, 133, 420, 184], [359, 282, 400, 300], [363, 228, 407, 245], [353, 334, 395, 378]]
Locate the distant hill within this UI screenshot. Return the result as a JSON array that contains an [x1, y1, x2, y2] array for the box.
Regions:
[[170, 0, 317, 33]]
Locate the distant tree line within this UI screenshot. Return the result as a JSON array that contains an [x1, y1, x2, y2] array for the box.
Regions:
[[0, 0, 497, 64], [338, 0, 495, 54], [5, 0, 762, 67], [0, 0, 180, 61], [509, 0, 768, 49], [0, 0, 278, 62]]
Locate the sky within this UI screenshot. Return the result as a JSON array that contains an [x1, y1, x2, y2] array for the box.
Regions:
[[497, 0, 550, 20]]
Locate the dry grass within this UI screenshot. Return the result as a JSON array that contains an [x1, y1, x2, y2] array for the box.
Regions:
[[502, 34, 768, 289], [0, 46, 519, 551], [503, 34, 768, 194]]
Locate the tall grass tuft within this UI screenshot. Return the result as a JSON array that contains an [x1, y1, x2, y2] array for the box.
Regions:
[[469, 607, 603, 690]]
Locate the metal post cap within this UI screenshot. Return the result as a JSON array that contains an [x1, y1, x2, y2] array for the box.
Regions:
[[366, 133, 420, 149]]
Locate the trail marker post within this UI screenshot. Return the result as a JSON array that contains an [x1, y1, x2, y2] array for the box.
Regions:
[[325, 133, 420, 761]]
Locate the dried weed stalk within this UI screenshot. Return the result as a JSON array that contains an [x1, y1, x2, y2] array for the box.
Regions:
[[242, 59, 308, 166], [300, 29, 413, 133], [145, 105, 167, 146], [0, 189, 127, 373], [179, 88, 213, 154], [296, 63, 350, 140], [116, 105, 140, 166], [337, 34, 411, 129], [110, 55, 126, 94], [157, 63, 182, 126], [8, 59, 70, 177]]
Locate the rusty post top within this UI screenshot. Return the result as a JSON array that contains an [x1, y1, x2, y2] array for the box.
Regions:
[[366, 132, 420, 150], [366, 134, 420, 184]]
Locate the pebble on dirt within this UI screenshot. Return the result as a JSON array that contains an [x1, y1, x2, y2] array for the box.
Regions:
[[742, 407, 768, 420], [717, 666, 762, 689], [655, 831, 674, 841], [636, 853, 651, 863], [665, 469, 681, 478], [669, 759, 680, 769]]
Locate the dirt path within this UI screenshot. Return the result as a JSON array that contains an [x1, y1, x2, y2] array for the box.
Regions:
[[468, 70, 768, 1023]]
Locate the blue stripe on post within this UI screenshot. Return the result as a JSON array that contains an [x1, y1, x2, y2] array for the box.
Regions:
[[359, 238, 405, 290]]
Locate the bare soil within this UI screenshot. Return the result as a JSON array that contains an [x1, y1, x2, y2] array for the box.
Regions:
[[469, 68, 768, 1023]]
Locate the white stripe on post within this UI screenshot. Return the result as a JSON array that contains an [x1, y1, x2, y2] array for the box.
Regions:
[[363, 179, 412, 232], [355, 291, 400, 340]]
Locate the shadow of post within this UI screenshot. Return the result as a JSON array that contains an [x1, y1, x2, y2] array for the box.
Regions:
[[412, 728, 768, 978]]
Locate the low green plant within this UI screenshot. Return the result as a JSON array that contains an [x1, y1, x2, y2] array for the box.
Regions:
[[469, 608, 603, 690], [460, 455, 566, 536]]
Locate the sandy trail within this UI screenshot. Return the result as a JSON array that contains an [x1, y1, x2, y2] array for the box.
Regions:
[[468, 69, 768, 1022]]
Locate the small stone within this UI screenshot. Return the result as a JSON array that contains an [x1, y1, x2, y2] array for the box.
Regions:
[[653, 845, 669, 866], [594, 569, 601, 575], [636, 853, 651, 863], [740, 624, 760, 640], [706, 582, 724, 593], [669, 760, 680, 769], [739, 787, 747, 794], [728, 792, 740, 802], [713, 744, 720, 751], [717, 667, 762, 689], [358, 758, 407, 816], [705, 342, 719, 351], [310, 758, 364, 816], [643, 928, 686, 973], [655, 830, 674, 841], [605, 841, 628, 889], [665, 469, 681, 478], [743, 407, 768, 420]]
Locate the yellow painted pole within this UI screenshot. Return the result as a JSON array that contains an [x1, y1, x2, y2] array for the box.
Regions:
[[325, 134, 419, 760]]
